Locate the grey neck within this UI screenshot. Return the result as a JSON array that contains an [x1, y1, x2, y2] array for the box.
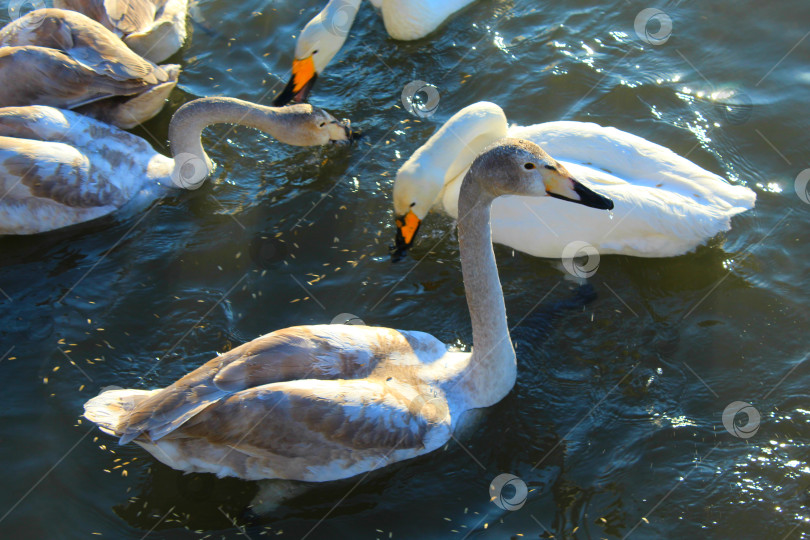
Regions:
[[452, 175, 517, 408], [167, 97, 287, 182]]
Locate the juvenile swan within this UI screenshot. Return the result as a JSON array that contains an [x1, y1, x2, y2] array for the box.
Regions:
[[54, 0, 188, 63], [0, 9, 179, 129], [0, 99, 355, 235], [83, 139, 613, 481]]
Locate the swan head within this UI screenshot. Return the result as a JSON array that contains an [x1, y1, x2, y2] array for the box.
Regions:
[[272, 0, 360, 106], [273, 104, 357, 146], [470, 139, 615, 208], [391, 158, 443, 258]]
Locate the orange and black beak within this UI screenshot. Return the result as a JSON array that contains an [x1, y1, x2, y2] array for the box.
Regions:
[[391, 211, 421, 262], [272, 56, 318, 106]]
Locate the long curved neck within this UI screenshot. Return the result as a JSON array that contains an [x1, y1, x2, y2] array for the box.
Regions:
[[400, 104, 507, 209], [164, 97, 290, 187], [453, 175, 516, 408]]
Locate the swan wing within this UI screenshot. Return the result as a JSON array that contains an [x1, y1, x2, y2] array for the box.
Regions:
[[115, 325, 447, 444], [0, 9, 172, 84], [142, 378, 452, 481], [510, 121, 755, 210], [52, 0, 160, 35], [54, 0, 187, 62], [0, 105, 163, 234], [0, 46, 162, 110], [0, 135, 124, 234]]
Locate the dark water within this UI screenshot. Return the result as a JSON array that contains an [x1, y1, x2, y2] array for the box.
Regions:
[[1, 0, 809, 538]]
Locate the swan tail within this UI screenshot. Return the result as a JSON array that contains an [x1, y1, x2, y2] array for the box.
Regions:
[[83, 388, 160, 438]]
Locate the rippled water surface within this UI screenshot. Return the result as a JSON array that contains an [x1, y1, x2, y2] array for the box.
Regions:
[[1, 0, 809, 538]]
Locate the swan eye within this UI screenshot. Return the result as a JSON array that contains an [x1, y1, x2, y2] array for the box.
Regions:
[[544, 164, 556, 171], [410, 202, 416, 207], [524, 163, 536, 170]]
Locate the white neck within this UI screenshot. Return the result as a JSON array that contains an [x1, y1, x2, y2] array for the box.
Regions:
[[396, 102, 507, 213], [444, 173, 516, 409]]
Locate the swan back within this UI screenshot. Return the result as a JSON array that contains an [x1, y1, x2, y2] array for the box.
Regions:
[[510, 121, 756, 212], [380, 0, 476, 40], [0, 9, 179, 128], [0, 106, 169, 234]]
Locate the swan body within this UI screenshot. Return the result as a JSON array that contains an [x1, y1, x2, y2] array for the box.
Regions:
[[0, 9, 179, 129], [53, 0, 188, 63], [393, 102, 757, 258], [378, 0, 477, 41], [0, 99, 354, 235], [83, 139, 613, 481], [273, 0, 476, 105]]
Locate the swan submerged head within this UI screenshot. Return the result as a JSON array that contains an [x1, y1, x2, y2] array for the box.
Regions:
[[472, 139, 614, 210], [275, 103, 356, 146], [272, 0, 361, 106]]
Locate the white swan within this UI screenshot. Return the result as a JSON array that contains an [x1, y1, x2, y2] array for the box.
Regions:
[[82, 139, 613, 481], [272, 0, 477, 105], [0, 99, 355, 235], [392, 102, 757, 259], [53, 0, 188, 63]]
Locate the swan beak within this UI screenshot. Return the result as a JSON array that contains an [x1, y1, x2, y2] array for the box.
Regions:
[[272, 56, 318, 106], [546, 177, 614, 210], [392, 210, 421, 260]]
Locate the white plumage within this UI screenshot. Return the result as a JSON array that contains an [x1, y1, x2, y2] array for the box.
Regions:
[[394, 102, 756, 258]]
